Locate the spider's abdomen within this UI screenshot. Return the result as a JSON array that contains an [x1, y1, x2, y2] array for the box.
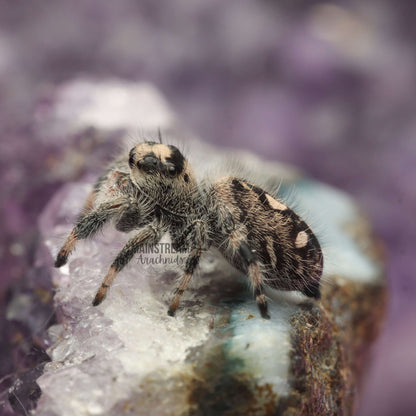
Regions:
[[211, 177, 323, 298]]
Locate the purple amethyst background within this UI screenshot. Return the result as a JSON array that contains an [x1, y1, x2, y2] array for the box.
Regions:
[[0, 1, 415, 415]]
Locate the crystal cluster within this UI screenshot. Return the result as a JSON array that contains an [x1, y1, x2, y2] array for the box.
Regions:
[[27, 80, 385, 415]]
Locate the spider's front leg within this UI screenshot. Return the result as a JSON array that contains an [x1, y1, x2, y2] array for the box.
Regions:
[[93, 222, 164, 306], [168, 220, 209, 317], [55, 199, 127, 268], [168, 248, 202, 316]]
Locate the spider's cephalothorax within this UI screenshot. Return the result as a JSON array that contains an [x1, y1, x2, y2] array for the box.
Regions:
[[55, 141, 323, 319]]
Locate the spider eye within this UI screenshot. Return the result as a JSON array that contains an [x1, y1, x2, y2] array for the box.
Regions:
[[167, 165, 176, 176], [137, 155, 159, 172]]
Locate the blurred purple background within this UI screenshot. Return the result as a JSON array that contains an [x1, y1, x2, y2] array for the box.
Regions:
[[0, 1, 415, 415]]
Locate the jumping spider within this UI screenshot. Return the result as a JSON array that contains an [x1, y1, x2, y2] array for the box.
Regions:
[[55, 140, 323, 319]]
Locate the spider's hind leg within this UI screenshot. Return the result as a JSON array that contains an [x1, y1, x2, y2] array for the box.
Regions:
[[227, 231, 271, 319], [239, 241, 271, 319]]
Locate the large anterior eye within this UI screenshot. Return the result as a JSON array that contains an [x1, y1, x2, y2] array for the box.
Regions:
[[137, 155, 159, 171], [141, 156, 158, 167], [166, 163, 176, 176]]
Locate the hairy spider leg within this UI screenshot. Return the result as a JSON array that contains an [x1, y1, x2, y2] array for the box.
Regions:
[[81, 189, 98, 213], [168, 219, 209, 316], [168, 248, 202, 316], [55, 200, 126, 268], [93, 223, 163, 306], [229, 232, 271, 319]]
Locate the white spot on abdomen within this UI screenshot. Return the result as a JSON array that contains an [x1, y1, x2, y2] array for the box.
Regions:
[[266, 194, 287, 211], [295, 231, 308, 248]]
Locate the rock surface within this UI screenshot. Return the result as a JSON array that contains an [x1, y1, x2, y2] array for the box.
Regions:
[[30, 79, 386, 415]]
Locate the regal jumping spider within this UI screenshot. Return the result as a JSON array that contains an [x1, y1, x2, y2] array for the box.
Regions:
[[55, 140, 323, 319]]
